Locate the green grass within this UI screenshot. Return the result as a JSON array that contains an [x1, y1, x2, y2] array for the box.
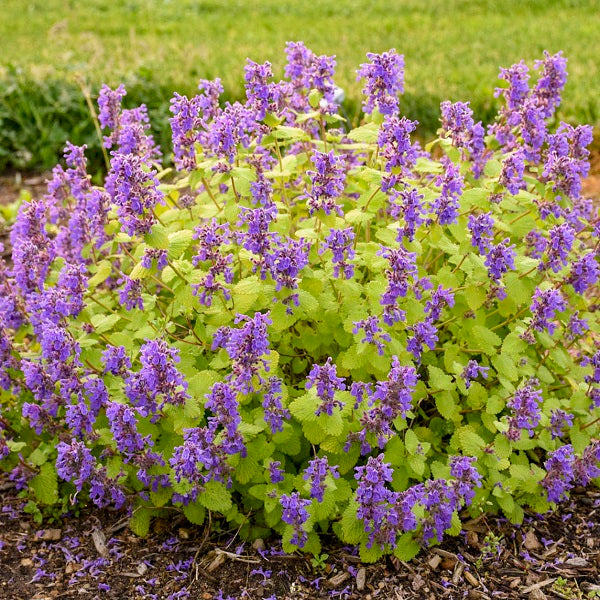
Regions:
[[1, 0, 599, 172]]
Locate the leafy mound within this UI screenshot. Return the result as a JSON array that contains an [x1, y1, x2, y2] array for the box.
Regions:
[[1, 43, 599, 562]]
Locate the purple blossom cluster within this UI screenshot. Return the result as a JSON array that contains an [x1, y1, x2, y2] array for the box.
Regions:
[[192, 219, 234, 306], [357, 49, 405, 116], [303, 456, 340, 502], [125, 339, 189, 417], [461, 360, 489, 389], [440, 101, 487, 177], [354, 454, 482, 549], [212, 312, 272, 392], [280, 492, 311, 548], [505, 381, 543, 440], [378, 245, 417, 325], [306, 357, 346, 416], [352, 316, 391, 356], [320, 228, 355, 279], [528, 288, 566, 336], [305, 150, 346, 216], [105, 154, 164, 236], [346, 357, 418, 454]]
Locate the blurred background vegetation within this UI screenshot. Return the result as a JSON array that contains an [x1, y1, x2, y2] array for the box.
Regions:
[[1, 0, 599, 174]]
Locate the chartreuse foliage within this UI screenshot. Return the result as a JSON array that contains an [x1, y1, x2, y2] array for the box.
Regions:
[[0, 43, 599, 563]]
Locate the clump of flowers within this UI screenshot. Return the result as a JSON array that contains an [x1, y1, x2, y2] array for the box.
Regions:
[[0, 44, 598, 564]]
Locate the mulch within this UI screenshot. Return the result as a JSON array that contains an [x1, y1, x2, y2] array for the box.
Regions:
[[1, 476, 599, 600]]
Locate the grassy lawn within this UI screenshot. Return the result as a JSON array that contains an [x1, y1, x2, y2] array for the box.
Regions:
[[1, 0, 599, 171]]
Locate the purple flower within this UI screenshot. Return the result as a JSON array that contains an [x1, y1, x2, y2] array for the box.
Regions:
[[440, 101, 487, 177], [352, 316, 391, 356], [377, 116, 418, 188], [280, 492, 311, 548], [303, 456, 339, 502], [204, 381, 245, 456], [212, 311, 272, 392], [265, 237, 310, 309], [573, 441, 600, 486], [484, 239, 516, 281], [542, 445, 575, 503], [169, 92, 203, 171], [262, 376, 290, 434], [468, 212, 495, 254], [268, 461, 285, 484], [320, 228, 355, 279], [540, 223, 575, 272], [101, 345, 131, 376], [424, 285, 455, 322], [105, 153, 164, 236], [531, 51, 568, 120], [378, 245, 417, 325], [567, 252, 599, 294], [118, 276, 144, 311], [449, 456, 482, 506], [529, 288, 566, 335], [306, 357, 346, 416], [406, 320, 438, 363], [461, 360, 489, 389], [499, 149, 527, 195], [106, 401, 149, 454], [389, 187, 425, 242], [357, 49, 405, 116], [98, 84, 126, 131], [348, 357, 418, 454], [430, 158, 464, 225], [305, 151, 346, 216], [566, 311, 588, 340], [548, 409, 574, 440], [56, 440, 96, 490], [141, 248, 168, 270], [208, 102, 258, 167], [505, 381, 543, 440], [125, 339, 189, 417], [284, 41, 337, 115], [354, 454, 418, 549]]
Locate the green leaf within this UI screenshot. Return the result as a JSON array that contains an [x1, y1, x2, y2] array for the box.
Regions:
[[87, 260, 113, 287], [91, 313, 121, 334], [289, 393, 319, 423], [129, 262, 150, 280], [435, 391, 461, 422], [129, 508, 152, 537], [393, 533, 421, 561], [30, 463, 58, 505], [271, 126, 310, 141], [168, 230, 194, 259], [198, 481, 232, 513], [183, 502, 206, 525], [144, 224, 170, 249], [465, 284, 486, 310], [347, 123, 379, 144], [428, 365, 455, 391], [472, 325, 502, 354], [458, 427, 487, 456]]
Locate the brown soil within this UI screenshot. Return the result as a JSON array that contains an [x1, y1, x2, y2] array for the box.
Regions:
[[1, 477, 599, 600]]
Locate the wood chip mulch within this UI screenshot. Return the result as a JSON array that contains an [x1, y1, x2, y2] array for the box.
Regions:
[[1, 478, 598, 600]]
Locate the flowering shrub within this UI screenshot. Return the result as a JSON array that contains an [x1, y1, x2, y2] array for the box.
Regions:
[[1, 43, 599, 562]]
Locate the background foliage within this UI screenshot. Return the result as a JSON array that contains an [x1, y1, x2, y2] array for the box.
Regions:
[[1, 0, 599, 172]]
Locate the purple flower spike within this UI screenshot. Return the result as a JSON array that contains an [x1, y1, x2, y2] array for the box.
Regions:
[[306, 357, 346, 416], [303, 456, 339, 502], [505, 381, 543, 440], [357, 49, 405, 116], [280, 492, 311, 548]]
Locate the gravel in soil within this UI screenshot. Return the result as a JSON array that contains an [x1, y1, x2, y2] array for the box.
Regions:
[[1, 477, 599, 600]]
